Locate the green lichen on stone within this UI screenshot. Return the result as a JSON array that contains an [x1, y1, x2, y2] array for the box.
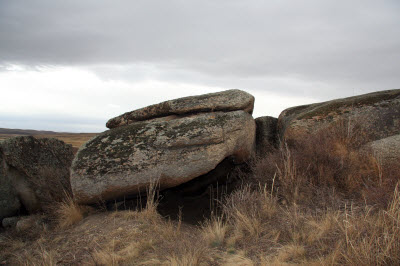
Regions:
[[73, 111, 245, 177]]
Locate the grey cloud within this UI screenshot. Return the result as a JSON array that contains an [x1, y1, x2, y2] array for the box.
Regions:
[[0, 0, 399, 96], [0, 114, 106, 132]]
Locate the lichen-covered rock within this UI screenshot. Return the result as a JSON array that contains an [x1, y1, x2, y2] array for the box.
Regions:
[[278, 89, 400, 143], [255, 116, 278, 155], [0, 136, 74, 220], [363, 134, 400, 167], [71, 111, 256, 204], [106, 89, 255, 129]]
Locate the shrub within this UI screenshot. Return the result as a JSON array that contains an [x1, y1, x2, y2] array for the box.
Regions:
[[252, 118, 398, 207]]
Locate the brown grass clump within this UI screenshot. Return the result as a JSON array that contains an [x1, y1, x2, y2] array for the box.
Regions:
[[201, 216, 227, 247], [140, 180, 161, 221], [215, 183, 400, 265], [54, 194, 85, 228], [338, 185, 400, 265]]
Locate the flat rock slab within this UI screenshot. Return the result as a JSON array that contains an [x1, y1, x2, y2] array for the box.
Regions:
[[71, 111, 255, 204], [278, 89, 400, 143], [106, 89, 255, 129]]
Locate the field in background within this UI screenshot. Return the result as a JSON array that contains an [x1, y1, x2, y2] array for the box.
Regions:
[[0, 128, 97, 152]]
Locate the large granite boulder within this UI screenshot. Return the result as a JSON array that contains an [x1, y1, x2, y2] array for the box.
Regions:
[[106, 89, 255, 129], [0, 136, 74, 220], [71, 90, 256, 204], [278, 89, 400, 144]]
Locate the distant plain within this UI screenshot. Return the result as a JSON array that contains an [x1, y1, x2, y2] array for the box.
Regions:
[[0, 128, 97, 152]]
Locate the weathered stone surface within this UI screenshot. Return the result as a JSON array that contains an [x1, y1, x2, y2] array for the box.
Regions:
[[2, 216, 20, 228], [255, 116, 278, 155], [0, 151, 21, 220], [106, 89, 255, 129], [0, 136, 74, 219], [363, 134, 400, 167], [71, 111, 256, 204], [15, 215, 45, 232], [278, 89, 400, 143]]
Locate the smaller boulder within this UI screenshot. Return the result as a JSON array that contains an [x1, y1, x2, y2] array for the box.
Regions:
[[0, 136, 74, 220], [2, 216, 20, 228], [15, 215, 45, 232], [363, 134, 400, 167], [278, 89, 400, 144]]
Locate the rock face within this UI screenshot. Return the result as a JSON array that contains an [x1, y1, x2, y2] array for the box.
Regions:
[[71, 90, 256, 204], [72, 111, 255, 204], [255, 116, 278, 155], [363, 134, 400, 167], [0, 150, 20, 221], [106, 89, 255, 129], [0, 136, 74, 220], [278, 89, 400, 143]]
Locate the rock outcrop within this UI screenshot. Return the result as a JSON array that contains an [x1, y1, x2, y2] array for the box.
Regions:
[[363, 134, 400, 167], [106, 89, 255, 129], [278, 89, 400, 143], [71, 90, 256, 204], [255, 116, 278, 155], [0, 136, 74, 220]]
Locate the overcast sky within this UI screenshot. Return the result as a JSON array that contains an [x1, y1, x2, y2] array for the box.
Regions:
[[1, 0, 399, 132]]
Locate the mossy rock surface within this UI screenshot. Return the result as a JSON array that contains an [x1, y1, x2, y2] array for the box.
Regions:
[[71, 111, 255, 204], [278, 89, 400, 143]]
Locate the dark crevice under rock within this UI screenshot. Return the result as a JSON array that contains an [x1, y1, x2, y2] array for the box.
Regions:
[[104, 157, 244, 224]]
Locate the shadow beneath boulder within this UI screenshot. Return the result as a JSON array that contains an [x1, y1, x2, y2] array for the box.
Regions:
[[106, 158, 247, 225]]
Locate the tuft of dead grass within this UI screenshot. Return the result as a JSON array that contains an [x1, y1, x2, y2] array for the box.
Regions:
[[338, 184, 400, 265], [167, 245, 206, 266], [201, 216, 227, 247], [55, 193, 85, 228]]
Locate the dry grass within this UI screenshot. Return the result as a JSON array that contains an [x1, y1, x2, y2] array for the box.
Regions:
[[201, 217, 227, 247], [2, 181, 399, 265], [339, 185, 400, 265], [35, 133, 96, 151], [54, 194, 85, 228], [252, 118, 398, 208]]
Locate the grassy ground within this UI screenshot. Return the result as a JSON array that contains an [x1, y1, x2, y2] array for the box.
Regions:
[[1, 120, 399, 265]]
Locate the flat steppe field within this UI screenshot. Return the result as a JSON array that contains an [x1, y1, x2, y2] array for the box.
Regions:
[[0, 131, 97, 152]]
